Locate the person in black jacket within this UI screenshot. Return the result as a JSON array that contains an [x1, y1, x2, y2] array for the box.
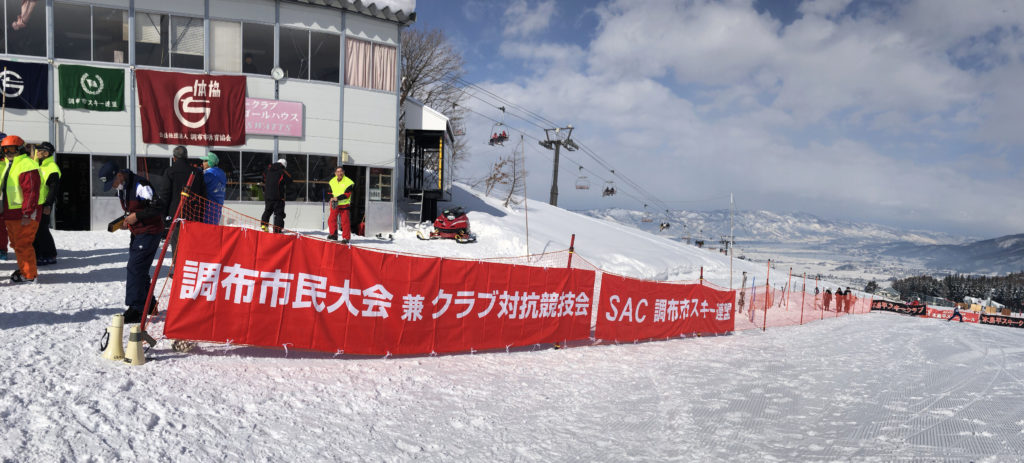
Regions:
[[98, 161, 166, 324], [261, 158, 291, 233], [162, 145, 205, 269], [31, 142, 60, 265]]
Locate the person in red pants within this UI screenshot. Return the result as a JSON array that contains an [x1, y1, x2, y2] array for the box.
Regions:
[[327, 165, 354, 244], [0, 135, 41, 283]]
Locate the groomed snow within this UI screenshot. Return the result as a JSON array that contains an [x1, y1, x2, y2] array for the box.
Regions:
[[3, 185, 1022, 461]]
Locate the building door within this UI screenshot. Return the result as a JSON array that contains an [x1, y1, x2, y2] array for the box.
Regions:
[[55, 153, 91, 230]]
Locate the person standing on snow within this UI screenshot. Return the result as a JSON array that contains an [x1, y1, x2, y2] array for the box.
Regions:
[[162, 145, 205, 271], [261, 158, 291, 233], [947, 304, 964, 322], [31, 142, 60, 266], [823, 288, 833, 311], [201, 152, 226, 225], [326, 165, 354, 243], [98, 161, 165, 324], [1, 135, 41, 282]]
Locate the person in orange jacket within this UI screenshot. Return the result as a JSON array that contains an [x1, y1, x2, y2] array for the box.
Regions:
[[0, 135, 41, 282], [823, 288, 833, 311]]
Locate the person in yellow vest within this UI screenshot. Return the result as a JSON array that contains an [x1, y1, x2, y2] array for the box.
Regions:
[[0, 131, 8, 261], [32, 142, 60, 265], [327, 165, 355, 244], [0, 135, 41, 283]]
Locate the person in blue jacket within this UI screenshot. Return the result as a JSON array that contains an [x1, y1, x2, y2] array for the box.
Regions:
[[202, 152, 226, 224], [947, 305, 964, 322]]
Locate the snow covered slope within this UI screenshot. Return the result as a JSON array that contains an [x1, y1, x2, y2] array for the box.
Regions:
[[3, 183, 1023, 461]]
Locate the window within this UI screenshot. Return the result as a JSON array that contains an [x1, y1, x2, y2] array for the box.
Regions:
[[369, 168, 392, 202], [91, 155, 128, 196], [283, 153, 307, 201], [137, 156, 171, 182], [242, 22, 273, 75], [241, 152, 271, 201], [211, 151, 240, 201], [135, 13, 203, 69], [93, 7, 128, 63], [308, 155, 336, 202], [54, 2, 91, 60], [170, 16, 204, 70], [309, 31, 340, 82], [345, 38, 396, 92], [6, 0, 46, 56], [135, 12, 168, 67], [279, 27, 308, 80], [210, 20, 241, 73]]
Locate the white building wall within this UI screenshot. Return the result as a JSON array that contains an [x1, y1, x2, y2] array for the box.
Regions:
[[280, 2, 342, 33], [345, 12, 399, 45], [134, 0, 205, 16], [343, 88, 397, 167], [209, 0, 277, 23]]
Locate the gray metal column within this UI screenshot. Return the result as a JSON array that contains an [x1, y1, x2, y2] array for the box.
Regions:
[[272, 0, 279, 163], [45, 0, 54, 144], [338, 10, 345, 165], [129, 0, 136, 171]]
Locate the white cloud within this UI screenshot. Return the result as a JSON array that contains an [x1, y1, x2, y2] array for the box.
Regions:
[[460, 0, 1024, 235], [504, 0, 557, 37]]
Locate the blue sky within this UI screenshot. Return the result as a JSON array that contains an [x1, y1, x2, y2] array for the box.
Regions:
[[408, 0, 1024, 237]]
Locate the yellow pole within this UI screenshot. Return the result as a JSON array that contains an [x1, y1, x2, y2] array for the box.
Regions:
[[438, 136, 443, 189]]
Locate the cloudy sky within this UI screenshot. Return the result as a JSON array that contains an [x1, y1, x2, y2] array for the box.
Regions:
[[410, 0, 1024, 237]]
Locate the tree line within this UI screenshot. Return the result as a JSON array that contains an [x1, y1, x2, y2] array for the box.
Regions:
[[890, 273, 1024, 309]]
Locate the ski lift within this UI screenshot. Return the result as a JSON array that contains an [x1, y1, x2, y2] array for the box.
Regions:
[[487, 106, 509, 146], [602, 170, 616, 197], [575, 166, 590, 190], [658, 222, 671, 232], [641, 204, 653, 223]]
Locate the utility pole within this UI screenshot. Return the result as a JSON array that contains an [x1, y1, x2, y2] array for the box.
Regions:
[[539, 125, 578, 206]]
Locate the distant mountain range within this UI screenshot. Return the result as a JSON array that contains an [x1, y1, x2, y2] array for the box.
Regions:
[[582, 208, 1023, 276]]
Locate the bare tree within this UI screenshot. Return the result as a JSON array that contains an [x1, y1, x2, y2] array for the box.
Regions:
[[478, 152, 526, 208], [401, 28, 469, 172]]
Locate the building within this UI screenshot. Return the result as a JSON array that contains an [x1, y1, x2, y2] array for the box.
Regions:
[[0, 0, 416, 235]]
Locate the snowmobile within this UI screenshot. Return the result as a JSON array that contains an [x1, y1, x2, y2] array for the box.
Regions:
[[416, 207, 477, 243]]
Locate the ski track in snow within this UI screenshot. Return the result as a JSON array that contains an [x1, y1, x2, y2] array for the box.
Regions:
[[4, 224, 1024, 460]]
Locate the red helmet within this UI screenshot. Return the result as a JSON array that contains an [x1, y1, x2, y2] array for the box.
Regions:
[[1, 135, 24, 147]]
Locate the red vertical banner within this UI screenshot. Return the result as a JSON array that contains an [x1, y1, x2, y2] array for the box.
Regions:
[[595, 274, 735, 342], [136, 69, 246, 146], [164, 222, 595, 355]]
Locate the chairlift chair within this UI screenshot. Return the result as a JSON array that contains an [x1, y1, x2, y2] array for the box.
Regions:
[[487, 106, 509, 146], [641, 204, 653, 223], [575, 166, 590, 190], [602, 170, 617, 197]]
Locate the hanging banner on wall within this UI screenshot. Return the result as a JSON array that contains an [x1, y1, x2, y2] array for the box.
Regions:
[[0, 59, 48, 110], [58, 64, 125, 111], [245, 98, 304, 137], [595, 274, 735, 342], [164, 222, 596, 355], [136, 69, 245, 146]]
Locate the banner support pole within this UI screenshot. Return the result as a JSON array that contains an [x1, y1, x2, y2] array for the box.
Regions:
[[763, 259, 770, 332], [567, 233, 575, 268], [800, 273, 806, 325]]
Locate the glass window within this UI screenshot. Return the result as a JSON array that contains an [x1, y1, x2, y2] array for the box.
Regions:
[[6, 0, 46, 56], [242, 22, 273, 75], [279, 27, 308, 80], [369, 168, 392, 202], [138, 156, 170, 182], [283, 153, 307, 202], [170, 16, 203, 69], [93, 7, 128, 63], [241, 152, 271, 201], [91, 155, 129, 197], [211, 151, 240, 201], [210, 20, 241, 73], [345, 38, 372, 88], [308, 155, 336, 203], [135, 12, 168, 67], [54, 2, 91, 60], [310, 31, 340, 83]]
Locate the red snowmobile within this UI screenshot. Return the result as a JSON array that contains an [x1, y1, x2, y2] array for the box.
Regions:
[[416, 207, 477, 243]]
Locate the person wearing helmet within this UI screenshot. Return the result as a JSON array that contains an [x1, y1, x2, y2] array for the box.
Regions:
[[201, 152, 226, 224], [0, 131, 8, 261], [0, 135, 41, 282], [31, 142, 60, 265]]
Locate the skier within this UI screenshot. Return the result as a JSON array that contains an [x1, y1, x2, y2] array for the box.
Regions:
[[824, 288, 833, 311], [261, 158, 291, 233], [947, 305, 963, 322]]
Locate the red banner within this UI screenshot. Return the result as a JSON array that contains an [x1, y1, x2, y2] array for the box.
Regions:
[[136, 70, 246, 146], [923, 307, 979, 323], [596, 274, 735, 341], [164, 222, 595, 355]]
